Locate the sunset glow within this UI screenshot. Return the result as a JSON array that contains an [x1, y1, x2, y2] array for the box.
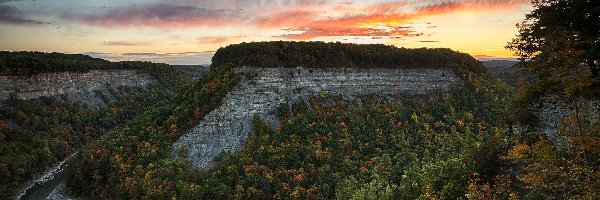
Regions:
[[0, 0, 533, 64]]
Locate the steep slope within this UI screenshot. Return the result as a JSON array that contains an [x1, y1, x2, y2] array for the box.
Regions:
[[0, 52, 190, 199], [529, 92, 600, 137], [0, 69, 158, 107], [173, 67, 462, 169], [66, 41, 511, 199]]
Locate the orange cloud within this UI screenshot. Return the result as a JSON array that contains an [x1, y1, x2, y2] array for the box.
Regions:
[[472, 54, 499, 59], [267, 0, 530, 39], [67, 0, 530, 40], [416, 0, 530, 15], [284, 27, 421, 40], [197, 36, 230, 44], [254, 9, 319, 28], [197, 35, 246, 44]]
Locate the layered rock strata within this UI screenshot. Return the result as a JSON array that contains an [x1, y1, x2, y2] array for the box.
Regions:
[[529, 93, 600, 137], [173, 67, 462, 169], [0, 69, 157, 107]]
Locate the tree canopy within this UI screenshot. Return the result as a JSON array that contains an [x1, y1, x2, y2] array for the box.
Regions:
[[506, 0, 600, 95], [212, 41, 489, 74]]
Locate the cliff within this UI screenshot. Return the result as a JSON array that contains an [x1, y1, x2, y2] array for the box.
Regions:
[[529, 92, 600, 137], [0, 69, 158, 107], [172, 67, 462, 169]]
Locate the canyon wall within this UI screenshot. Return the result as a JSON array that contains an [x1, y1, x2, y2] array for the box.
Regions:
[[0, 69, 158, 107], [529, 93, 600, 137], [172, 67, 463, 169]]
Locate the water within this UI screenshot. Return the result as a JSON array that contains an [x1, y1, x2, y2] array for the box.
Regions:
[[17, 154, 74, 200], [19, 168, 68, 200]]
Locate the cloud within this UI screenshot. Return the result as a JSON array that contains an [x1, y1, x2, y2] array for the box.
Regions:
[[417, 40, 440, 43], [68, 4, 242, 28], [84, 51, 215, 65], [265, 0, 530, 39], [5, 0, 530, 40], [102, 41, 148, 46], [0, 4, 47, 25], [197, 36, 244, 44], [67, 1, 336, 29], [472, 54, 501, 59], [254, 9, 319, 28], [282, 26, 422, 40], [415, 0, 530, 15]]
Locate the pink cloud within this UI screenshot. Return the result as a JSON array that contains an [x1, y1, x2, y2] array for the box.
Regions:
[[197, 35, 246, 44], [65, 0, 530, 40], [70, 4, 243, 28]]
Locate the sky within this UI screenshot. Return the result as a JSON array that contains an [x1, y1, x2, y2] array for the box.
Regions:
[[0, 0, 533, 65]]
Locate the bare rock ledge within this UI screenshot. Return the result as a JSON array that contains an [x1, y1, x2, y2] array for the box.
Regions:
[[172, 67, 463, 169], [0, 69, 157, 107]]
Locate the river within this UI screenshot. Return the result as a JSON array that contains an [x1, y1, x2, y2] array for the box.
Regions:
[[17, 154, 75, 200]]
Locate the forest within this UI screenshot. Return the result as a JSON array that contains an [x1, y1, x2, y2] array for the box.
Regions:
[[0, 86, 172, 199], [2, 44, 598, 199], [0, 51, 121, 76], [64, 36, 597, 199], [211, 41, 487, 75], [3, 0, 600, 198], [58, 41, 506, 199], [0, 54, 191, 199]]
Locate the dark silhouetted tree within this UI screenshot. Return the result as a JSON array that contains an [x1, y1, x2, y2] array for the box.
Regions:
[[507, 0, 600, 84]]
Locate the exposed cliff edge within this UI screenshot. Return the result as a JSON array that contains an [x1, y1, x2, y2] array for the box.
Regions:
[[529, 92, 600, 137], [172, 66, 462, 169], [0, 69, 158, 107], [0, 69, 161, 199]]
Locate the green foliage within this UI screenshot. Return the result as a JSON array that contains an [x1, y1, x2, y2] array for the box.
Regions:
[[121, 61, 193, 92], [0, 51, 120, 76], [0, 86, 170, 199], [495, 1, 600, 196], [0, 52, 192, 92], [201, 87, 508, 199], [66, 66, 240, 199], [507, 0, 600, 96], [498, 106, 600, 199], [212, 41, 489, 75], [64, 41, 510, 199]]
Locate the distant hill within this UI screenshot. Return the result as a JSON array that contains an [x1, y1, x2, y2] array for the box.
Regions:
[[481, 60, 535, 87], [212, 41, 489, 75], [0, 51, 121, 76], [173, 65, 209, 80], [0, 51, 176, 77], [481, 60, 519, 76]]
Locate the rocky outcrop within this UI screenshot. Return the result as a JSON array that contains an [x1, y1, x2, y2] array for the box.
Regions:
[[0, 69, 158, 107], [529, 93, 600, 137], [173, 67, 463, 169]]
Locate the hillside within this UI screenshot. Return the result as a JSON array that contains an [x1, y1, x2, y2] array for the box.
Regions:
[[0, 69, 158, 107], [481, 60, 536, 88], [173, 67, 463, 169], [212, 41, 489, 75], [0, 51, 123, 76], [0, 52, 192, 199], [63, 41, 517, 199], [173, 65, 209, 80], [5, 42, 598, 199]]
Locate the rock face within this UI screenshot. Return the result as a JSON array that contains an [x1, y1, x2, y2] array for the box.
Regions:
[[173, 67, 463, 169], [0, 69, 157, 106], [529, 93, 600, 137]]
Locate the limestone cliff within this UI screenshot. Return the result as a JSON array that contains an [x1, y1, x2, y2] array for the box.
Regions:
[[173, 67, 462, 169], [529, 93, 600, 137], [0, 69, 158, 107]]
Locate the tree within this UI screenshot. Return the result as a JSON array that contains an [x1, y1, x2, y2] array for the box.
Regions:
[[507, 0, 600, 83]]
